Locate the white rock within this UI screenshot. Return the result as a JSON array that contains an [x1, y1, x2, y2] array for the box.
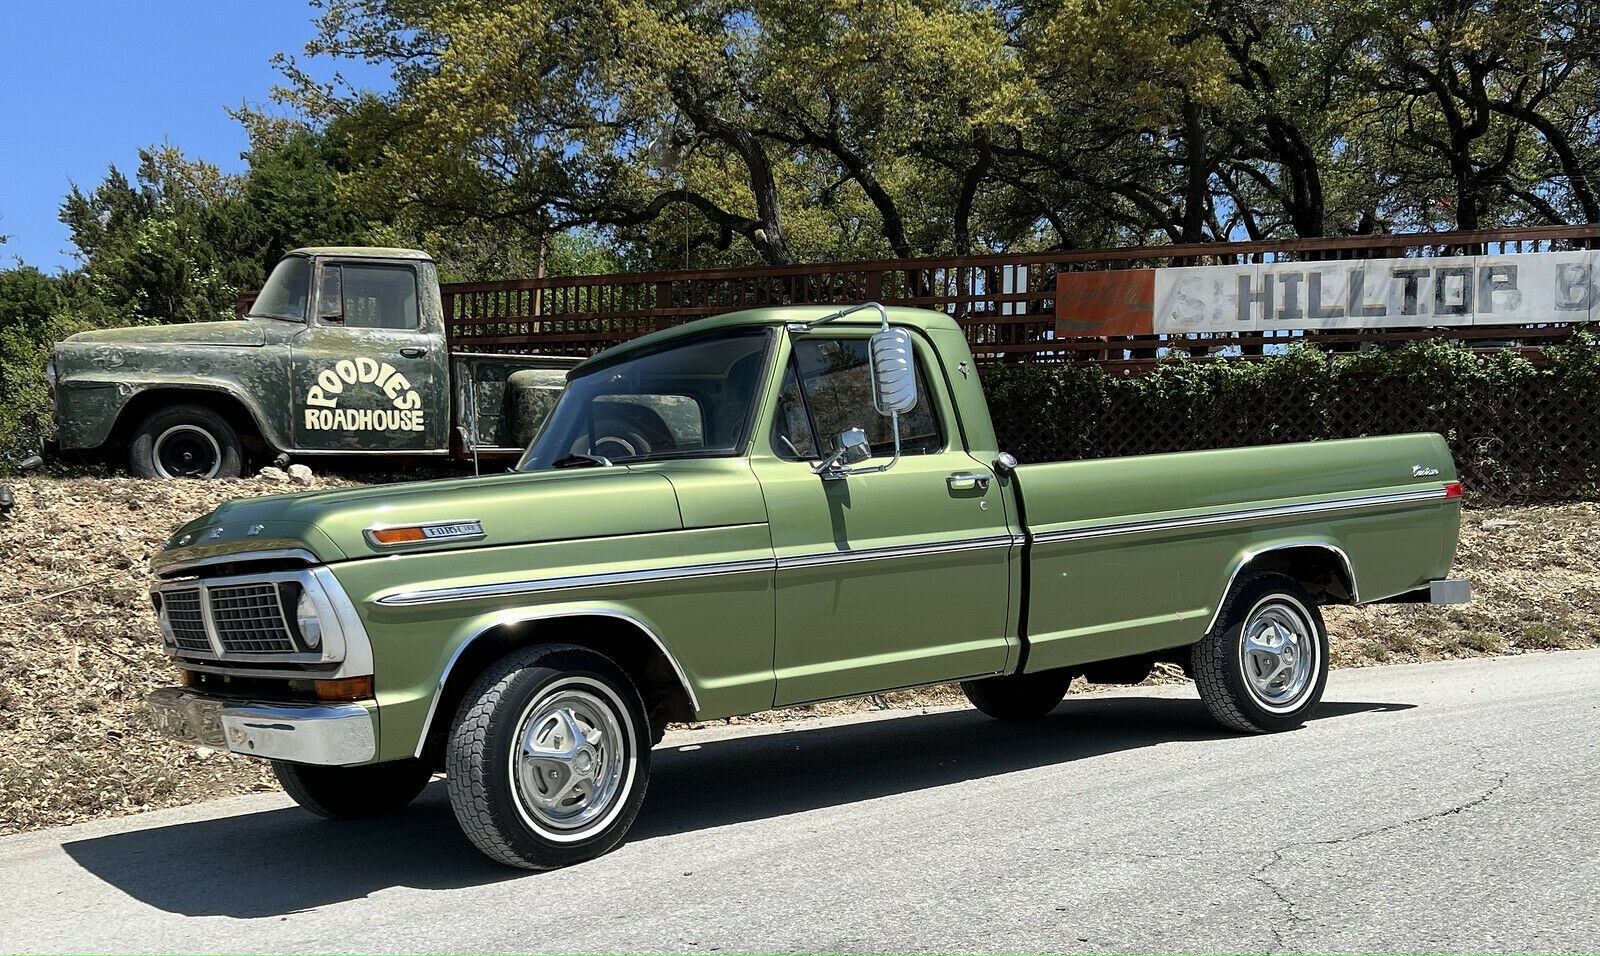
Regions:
[[1481, 518, 1520, 531], [287, 463, 315, 486], [257, 466, 289, 482]]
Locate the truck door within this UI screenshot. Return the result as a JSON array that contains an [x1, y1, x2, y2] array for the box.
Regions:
[[291, 258, 449, 453], [753, 330, 1016, 706]]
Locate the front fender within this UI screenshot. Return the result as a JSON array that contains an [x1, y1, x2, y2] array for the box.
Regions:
[[373, 599, 701, 763], [54, 373, 283, 451]]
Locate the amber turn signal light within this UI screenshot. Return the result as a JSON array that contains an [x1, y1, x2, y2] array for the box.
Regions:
[[369, 526, 428, 545], [314, 676, 375, 701]]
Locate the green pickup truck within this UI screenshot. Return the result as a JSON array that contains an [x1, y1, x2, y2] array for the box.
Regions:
[[145, 301, 1468, 870], [47, 248, 574, 477]]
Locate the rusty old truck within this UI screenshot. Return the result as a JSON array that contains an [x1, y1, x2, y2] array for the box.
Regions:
[[46, 247, 574, 478]]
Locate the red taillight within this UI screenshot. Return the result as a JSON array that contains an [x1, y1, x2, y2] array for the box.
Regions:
[[1444, 481, 1464, 499]]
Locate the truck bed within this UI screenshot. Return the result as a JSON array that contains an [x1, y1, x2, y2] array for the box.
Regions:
[[1013, 433, 1462, 672]]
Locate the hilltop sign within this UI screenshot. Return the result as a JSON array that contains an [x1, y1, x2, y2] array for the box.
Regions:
[[1056, 250, 1599, 335]]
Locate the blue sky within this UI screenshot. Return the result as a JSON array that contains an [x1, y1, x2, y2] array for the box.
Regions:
[[0, 1, 392, 270]]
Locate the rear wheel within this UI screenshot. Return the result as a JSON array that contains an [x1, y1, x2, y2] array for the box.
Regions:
[[1192, 572, 1329, 733], [447, 645, 651, 870], [273, 758, 433, 819], [128, 404, 243, 479], [961, 667, 1076, 721]]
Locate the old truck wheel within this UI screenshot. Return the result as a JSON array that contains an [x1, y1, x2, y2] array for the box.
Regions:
[[128, 404, 243, 479], [447, 645, 651, 870], [961, 667, 1076, 721], [1193, 572, 1329, 734], [273, 759, 433, 819]]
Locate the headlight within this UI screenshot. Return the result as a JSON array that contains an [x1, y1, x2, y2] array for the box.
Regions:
[[294, 590, 323, 651], [44, 359, 57, 396]]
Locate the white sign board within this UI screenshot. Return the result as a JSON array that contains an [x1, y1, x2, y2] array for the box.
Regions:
[[1152, 251, 1599, 333]]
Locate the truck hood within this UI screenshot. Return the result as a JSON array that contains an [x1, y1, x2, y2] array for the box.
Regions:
[[152, 467, 684, 574], [65, 320, 268, 348]]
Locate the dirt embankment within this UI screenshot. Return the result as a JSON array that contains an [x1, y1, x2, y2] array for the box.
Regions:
[[1, 475, 1596, 835]]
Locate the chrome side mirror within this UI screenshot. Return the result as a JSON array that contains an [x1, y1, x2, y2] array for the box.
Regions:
[[814, 427, 871, 479], [869, 327, 918, 415]]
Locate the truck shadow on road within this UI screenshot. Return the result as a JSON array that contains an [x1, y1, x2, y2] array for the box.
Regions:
[[61, 695, 1412, 917]]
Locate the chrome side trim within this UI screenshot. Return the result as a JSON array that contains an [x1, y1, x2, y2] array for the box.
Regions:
[[154, 547, 320, 578], [776, 534, 1017, 570], [376, 557, 777, 608], [1033, 487, 1448, 545], [412, 608, 701, 758], [1203, 540, 1360, 637]]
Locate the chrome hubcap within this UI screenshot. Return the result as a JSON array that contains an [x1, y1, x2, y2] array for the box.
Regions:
[[153, 425, 221, 479], [1239, 597, 1319, 712], [511, 686, 628, 834]]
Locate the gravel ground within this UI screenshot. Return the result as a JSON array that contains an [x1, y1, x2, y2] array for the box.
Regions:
[[1, 473, 1595, 835]]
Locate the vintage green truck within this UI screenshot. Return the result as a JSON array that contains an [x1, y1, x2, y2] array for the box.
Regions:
[[46, 248, 574, 477], [145, 301, 1468, 870]]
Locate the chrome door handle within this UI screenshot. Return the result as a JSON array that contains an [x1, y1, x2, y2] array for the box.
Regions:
[[400, 346, 429, 358], [947, 472, 992, 491]]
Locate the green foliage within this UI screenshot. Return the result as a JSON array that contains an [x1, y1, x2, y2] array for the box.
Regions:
[[0, 128, 390, 470], [982, 337, 1600, 500]]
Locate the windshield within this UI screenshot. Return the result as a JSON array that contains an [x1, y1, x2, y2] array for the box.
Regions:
[[519, 329, 772, 470], [248, 256, 311, 322]]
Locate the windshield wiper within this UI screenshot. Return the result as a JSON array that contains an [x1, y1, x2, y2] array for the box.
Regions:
[[550, 453, 613, 469]]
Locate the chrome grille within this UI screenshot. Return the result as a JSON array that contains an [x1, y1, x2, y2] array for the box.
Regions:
[[207, 583, 297, 654], [162, 588, 211, 652]]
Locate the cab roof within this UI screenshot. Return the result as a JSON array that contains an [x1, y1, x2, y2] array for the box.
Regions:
[[570, 304, 961, 376], [287, 246, 432, 261]]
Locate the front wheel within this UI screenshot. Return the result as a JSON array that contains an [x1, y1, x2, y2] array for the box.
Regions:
[[1192, 572, 1329, 733], [273, 758, 434, 819], [447, 645, 651, 870], [127, 403, 243, 479]]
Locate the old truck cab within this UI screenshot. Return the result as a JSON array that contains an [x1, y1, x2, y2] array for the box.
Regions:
[[48, 247, 573, 477]]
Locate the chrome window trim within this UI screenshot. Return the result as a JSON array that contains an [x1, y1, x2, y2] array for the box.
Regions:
[[1203, 540, 1361, 637], [1030, 486, 1449, 546], [411, 608, 701, 758], [376, 557, 778, 608]]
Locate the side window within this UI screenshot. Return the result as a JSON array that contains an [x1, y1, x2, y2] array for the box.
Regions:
[[775, 337, 944, 458], [770, 362, 819, 459], [318, 263, 420, 330]]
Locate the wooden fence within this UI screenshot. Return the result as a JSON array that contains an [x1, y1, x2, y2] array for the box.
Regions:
[[439, 224, 1600, 368]]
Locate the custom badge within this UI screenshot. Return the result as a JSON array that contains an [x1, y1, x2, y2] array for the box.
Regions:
[[304, 357, 426, 433]]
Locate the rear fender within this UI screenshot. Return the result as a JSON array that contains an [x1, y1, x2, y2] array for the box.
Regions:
[[1205, 539, 1358, 637]]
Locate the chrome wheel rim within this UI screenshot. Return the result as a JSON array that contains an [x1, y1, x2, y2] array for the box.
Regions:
[[509, 681, 632, 840], [153, 425, 221, 479], [1238, 595, 1320, 713]]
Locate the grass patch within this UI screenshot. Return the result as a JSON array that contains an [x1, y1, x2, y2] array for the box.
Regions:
[[1515, 623, 1571, 650], [1454, 631, 1508, 654]]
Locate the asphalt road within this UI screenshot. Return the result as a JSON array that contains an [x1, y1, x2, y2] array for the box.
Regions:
[[3, 650, 1598, 954]]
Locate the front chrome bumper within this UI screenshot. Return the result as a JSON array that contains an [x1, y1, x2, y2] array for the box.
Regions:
[[148, 688, 376, 766]]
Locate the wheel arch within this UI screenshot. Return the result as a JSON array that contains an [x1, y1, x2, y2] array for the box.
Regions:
[[110, 384, 275, 452], [1205, 540, 1358, 637], [413, 608, 700, 764]]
